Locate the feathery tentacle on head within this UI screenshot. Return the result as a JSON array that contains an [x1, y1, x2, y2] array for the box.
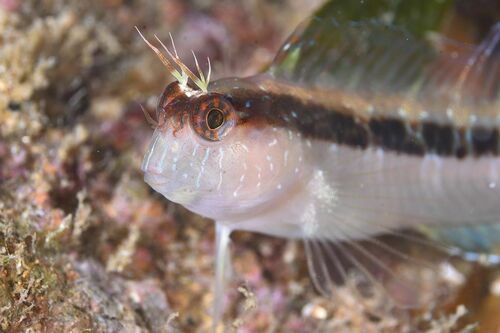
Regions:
[[135, 26, 211, 93], [139, 103, 158, 128]]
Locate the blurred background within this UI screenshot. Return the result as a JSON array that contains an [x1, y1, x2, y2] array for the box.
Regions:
[[0, 0, 499, 332]]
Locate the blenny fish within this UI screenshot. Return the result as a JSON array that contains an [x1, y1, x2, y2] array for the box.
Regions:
[[138, 3, 500, 329]]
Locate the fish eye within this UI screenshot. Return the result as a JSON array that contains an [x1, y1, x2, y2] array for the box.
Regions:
[[191, 95, 237, 141], [206, 108, 225, 130]]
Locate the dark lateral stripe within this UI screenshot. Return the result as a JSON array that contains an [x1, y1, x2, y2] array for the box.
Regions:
[[421, 123, 455, 155], [226, 90, 499, 158], [471, 127, 499, 155]]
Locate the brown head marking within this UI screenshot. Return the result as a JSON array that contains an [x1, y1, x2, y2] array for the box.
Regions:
[[155, 81, 238, 141]]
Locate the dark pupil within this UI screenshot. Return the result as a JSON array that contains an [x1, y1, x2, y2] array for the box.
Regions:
[[206, 108, 224, 129]]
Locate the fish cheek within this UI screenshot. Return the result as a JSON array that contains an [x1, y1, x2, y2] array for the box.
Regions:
[[232, 127, 306, 199]]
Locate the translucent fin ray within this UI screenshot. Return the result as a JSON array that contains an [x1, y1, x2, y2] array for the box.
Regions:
[[302, 195, 463, 310], [213, 223, 232, 332], [452, 23, 500, 104], [270, 19, 500, 122], [304, 230, 450, 309]]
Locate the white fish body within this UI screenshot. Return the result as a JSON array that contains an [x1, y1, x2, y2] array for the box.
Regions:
[[140, 16, 500, 328]]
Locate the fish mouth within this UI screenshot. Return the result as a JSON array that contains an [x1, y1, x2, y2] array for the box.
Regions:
[[143, 172, 171, 188], [144, 171, 202, 207], [144, 171, 189, 195]]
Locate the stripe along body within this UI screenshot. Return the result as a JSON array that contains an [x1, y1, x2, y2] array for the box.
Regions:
[[140, 5, 500, 329]]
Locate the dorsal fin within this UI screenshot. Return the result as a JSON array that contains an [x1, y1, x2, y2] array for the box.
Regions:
[[450, 23, 500, 105], [269, 18, 500, 125], [270, 19, 436, 93], [312, 0, 456, 38]]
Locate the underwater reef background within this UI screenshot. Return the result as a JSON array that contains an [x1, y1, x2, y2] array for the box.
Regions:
[[1, 0, 500, 332]]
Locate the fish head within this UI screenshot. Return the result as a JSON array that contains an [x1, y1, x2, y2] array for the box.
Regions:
[[142, 79, 307, 221]]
